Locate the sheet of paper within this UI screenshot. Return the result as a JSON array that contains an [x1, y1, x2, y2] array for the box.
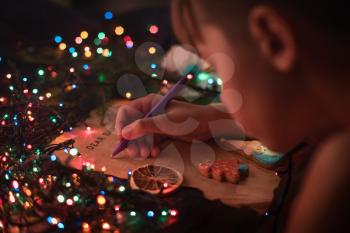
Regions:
[[53, 100, 279, 212]]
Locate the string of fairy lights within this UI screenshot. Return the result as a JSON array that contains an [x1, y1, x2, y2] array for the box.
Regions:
[[0, 9, 184, 233], [0, 5, 226, 232]]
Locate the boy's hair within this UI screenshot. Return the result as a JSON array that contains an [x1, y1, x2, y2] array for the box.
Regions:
[[179, 0, 349, 39]]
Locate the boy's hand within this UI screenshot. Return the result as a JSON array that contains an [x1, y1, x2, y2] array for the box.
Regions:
[[115, 94, 218, 158]]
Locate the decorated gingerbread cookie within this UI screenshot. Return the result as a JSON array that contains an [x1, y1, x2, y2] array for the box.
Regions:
[[197, 159, 249, 184], [222, 140, 285, 169]]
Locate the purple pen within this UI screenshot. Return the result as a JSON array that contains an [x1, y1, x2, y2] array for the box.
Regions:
[[111, 73, 195, 157]]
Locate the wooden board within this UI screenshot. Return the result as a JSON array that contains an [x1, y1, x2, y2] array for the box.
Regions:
[[53, 100, 279, 213]]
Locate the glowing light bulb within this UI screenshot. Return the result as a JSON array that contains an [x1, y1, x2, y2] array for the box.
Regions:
[[118, 186, 125, 192], [46, 92, 52, 98], [12, 180, 19, 189], [148, 47, 156, 54], [98, 32, 106, 40], [73, 195, 79, 202], [149, 25, 159, 34], [170, 209, 178, 216], [57, 195, 65, 203], [147, 210, 155, 217], [115, 26, 124, 36], [86, 126, 91, 131], [69, 67, 75, 73], [9, 192, 16, 203], [126, 41, 134, 49], [66, 198, 73, 206], [102, 49, 110, 57], [85, 51, 92, 58], [75, 37, 83, 44], [80, 31, 89, 39], [57, 223, 64, 229], [130, 211, 136, 216], [217, 78, 223, 85], [97, 195, 106, 206], [54, 35, 62, 43], [50, 154, 57, 161], [51, 217, 58, 225], [82, 222, 90, 230], [102, 222, 110, 230], [58, 43, 67, 50], [96, 47, 103, 54], [25, 189, 32, 196], [6, 73, 12, 79], [38, 69, 45, 76], [125, 92, 132, 99], [69, 148, 79, 156], [114, 205, 121, 211], [83, 64, 90, 70], [124, 35, 132, 42], [186, 74, 194, 80], [104, 11, 113, 20]]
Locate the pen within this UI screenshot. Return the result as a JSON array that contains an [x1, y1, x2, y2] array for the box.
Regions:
[[111, 70, 198, 157]]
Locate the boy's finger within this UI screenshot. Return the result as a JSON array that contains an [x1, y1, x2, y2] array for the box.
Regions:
[[151, 145, 160, 158], [140, 143, 151, 159], [126, 142, 139, 158], [150, 136, 166, 157], [121, 117, 163, 140]]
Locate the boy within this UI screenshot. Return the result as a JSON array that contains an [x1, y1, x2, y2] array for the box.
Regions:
[[116, 1, 350, 232]]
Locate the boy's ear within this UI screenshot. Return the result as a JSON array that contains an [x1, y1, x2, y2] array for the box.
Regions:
[[249, 6, 296, 73]]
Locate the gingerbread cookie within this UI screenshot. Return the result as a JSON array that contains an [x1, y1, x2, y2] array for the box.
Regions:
[[198, 159, 249, 184], [222, 140, 285, 169]]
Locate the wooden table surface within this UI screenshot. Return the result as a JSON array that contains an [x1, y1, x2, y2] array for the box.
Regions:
[[54, 101, 279, 213]]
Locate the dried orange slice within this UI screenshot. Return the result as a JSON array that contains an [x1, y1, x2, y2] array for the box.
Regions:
[[130, 164, 183, 195]]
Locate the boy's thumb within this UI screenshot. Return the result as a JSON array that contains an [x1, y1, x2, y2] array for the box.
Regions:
[[121, 118, 160, 140]]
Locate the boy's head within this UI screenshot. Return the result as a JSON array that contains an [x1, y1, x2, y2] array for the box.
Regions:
[[171, 0, 350, 152]]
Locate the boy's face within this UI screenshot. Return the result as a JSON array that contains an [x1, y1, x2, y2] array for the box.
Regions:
[[171, 1, 326, 152]]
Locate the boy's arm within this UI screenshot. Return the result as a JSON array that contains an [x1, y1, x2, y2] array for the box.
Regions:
[[115, 94, 244, 157]]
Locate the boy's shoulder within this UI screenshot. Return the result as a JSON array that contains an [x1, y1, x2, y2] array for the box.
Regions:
[[316, 129, 350, 163], [286, 130, 350, 233]]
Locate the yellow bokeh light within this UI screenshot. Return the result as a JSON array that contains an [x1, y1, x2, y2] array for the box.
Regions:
[[80, 31, 89, 39], [58, 43, 67, 50], [97, 195, 106, 205], [102, 49, 110, 57], [148, 47, 156, 54], [102, 222, 110, 230], [114, 26, 124, 36], [82, 222, 90, 231], [85, 51, 92, 58], [125, 92, 132, 99]]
